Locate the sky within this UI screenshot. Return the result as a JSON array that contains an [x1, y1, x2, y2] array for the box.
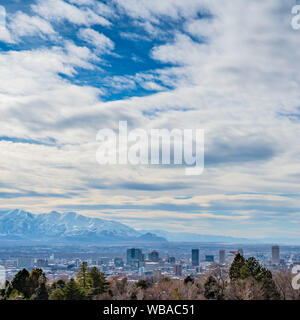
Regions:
[[1, 0, 300, 240]]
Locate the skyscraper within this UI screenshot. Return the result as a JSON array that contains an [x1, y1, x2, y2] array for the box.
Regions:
[[148, 250, 159, 262], [205, 255, 214, 262], [127, 248, 143, 266], [272, 245, 280, 265], [219, 250, 226, 264], [174, 264, 182, 276], [192, 249, 199, 266]]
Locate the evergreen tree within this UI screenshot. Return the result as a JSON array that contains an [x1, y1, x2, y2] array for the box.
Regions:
[[29, 268, 47, 297], [49, 288, 65, 300], [11, 269, 31, 298], [135, 279, 149, 290], [204, 276, 222, 300], [64, 279, 87, 300], [87, 267, 109, 296], [229, 254, 246, 281], [76, 262, 89, 289], [32, 283, 49, 300]]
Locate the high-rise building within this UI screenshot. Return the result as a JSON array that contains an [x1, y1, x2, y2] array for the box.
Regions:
[[148, 250, 159, 262], [205, 255, 214, 262], [127, 248, 143, 266], [167, 257, 176, 264], [174, 264, 182, 276], [192, 249, 199, 266], [272, 245, 280, 265], [219, 250, 226, 264], [114, 258, 124, 267]]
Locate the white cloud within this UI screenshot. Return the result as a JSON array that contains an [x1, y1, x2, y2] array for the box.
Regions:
[[8, 11, 56, 40], [0, 6, 13, 43], [1, 0, 300, 237], [77, 28, 114, 53], [31, 0, 111, 26]]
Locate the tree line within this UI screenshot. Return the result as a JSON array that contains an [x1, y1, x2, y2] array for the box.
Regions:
[[0, 255, 299, 300]]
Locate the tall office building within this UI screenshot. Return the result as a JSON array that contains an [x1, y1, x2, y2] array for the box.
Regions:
[[174, 264, 182, 276], [272, 245, 280, 265], [148, 250, 159, 262], [205, 255, 214, 262], [127, 248, 143, 266], [191, 249, 199, 266], [167, 257, 176, 264], [219, 250, 226, 264]]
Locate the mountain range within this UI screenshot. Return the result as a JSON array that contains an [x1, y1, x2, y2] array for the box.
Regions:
[[0, 209, 166, 243], [0, 209, 296, 244]]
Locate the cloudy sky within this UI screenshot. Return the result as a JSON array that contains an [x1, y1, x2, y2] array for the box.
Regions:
[[1, 0, 300, 239]]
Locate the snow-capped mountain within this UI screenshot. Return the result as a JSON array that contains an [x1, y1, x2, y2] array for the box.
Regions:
[[0, 209, 166, 243]]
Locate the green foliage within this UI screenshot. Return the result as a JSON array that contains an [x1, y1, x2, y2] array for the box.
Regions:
[[135, 279, 149, 290], [87, 267, 109, 296], [63, 279, 87, 300], [50, 279, 66, 290], [204, 276, 223, 300], [32, 283, 49, 300], [229, 255, 280, 300], [49, 288, 65, 300], [11, 269, 31, 298], [76, 262, 89, 289], [229, 254, 246, 281]]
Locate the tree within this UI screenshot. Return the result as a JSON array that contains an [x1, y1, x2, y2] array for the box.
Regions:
[[50, 279, 66, 290], [32, 283, 49, 300], [64, 279, 87, 300], [204, 276, 222, 300], [49, 288, 65, 300], [11, 269, 31, 298], [135, 280, 150, 290], [77, 262, 89, 290], [229, 254, 246, 281], [87, 267, 109, 296], [29, 268, 47, 297]]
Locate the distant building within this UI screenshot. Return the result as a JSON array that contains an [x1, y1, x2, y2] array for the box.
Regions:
[[174, 264, 182, 276], [154, 269, 162, 281], [167, 257, 176, 264], [219, 250, 226, 264], [148, 250, 159, 262], [192, 249, 199, 266], [35, 259, 48, 268], [127, 248, 143, 266], [272, 245, 280, 265], [114, 258, 124, 267], [17, 257, 34, 268], [205, 255, 214, 262]]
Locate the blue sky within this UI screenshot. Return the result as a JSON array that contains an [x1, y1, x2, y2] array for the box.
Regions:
[[1, 0, 300, 240]]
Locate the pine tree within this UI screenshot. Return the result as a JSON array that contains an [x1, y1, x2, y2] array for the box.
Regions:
[[204, 276, 222, 300], [229, 254, 246, 281], [11, 269, 31, 298], [64, 279, 86, 300], [76, 262, 89, 290], [87, 267, 109, 296]]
